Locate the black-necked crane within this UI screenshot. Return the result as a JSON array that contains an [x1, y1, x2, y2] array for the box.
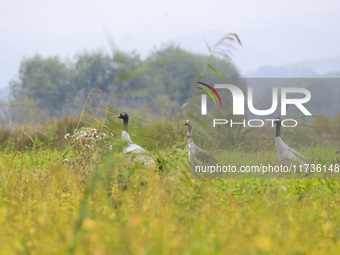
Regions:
[[114, 112, 161, 167], [273, 117, 308, 174], [185, 119, 216, 165], [113, 112, 146, 154]]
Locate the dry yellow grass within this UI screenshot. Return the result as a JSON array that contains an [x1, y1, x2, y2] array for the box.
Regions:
[[1, 145, 340, 254]]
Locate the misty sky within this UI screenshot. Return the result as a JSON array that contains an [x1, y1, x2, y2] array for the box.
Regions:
[[1, 0, 340, 89]]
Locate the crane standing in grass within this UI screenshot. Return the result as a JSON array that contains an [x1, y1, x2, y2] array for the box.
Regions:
[[113, 112, 163, 168], [273, 117, 309, 175], [113, 112, 146, 154], [185, 119, 216, 165]]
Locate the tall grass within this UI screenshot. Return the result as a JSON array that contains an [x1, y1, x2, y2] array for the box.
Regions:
[[1, 100, 340, 254], [0, 143, 340, 254], [1, 112, 339, 152]]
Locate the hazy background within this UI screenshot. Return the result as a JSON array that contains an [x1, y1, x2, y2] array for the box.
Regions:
[[2, 0, 340, 93]]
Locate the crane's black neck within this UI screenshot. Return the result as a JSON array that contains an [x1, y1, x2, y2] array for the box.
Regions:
[[275, 121, 281, 137], [123, 117, 129, 132]]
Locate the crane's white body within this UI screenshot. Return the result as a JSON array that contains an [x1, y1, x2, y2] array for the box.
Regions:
[[115, 112, 155, 166], [122, 130, 146, 154], [275, 137, 307, 166], [122, 130, 154, 165]]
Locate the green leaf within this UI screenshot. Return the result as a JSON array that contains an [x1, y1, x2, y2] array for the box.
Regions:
[[207, 64, 228, 83]]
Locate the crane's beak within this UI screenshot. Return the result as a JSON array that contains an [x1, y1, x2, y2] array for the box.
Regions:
[[112, 115, 120, 119]]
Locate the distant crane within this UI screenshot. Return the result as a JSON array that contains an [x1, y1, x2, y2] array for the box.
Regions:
[[273, 117, 309, 175], [185, 119, 216, 165]]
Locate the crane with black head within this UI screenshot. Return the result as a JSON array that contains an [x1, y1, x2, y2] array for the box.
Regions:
[[113, 112, 146, 154]]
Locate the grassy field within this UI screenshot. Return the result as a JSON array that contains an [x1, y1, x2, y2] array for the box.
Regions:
[[1, 137, 340, 255]]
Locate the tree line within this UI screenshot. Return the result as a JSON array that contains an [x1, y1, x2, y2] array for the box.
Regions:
[[2, 45, 242, 124]]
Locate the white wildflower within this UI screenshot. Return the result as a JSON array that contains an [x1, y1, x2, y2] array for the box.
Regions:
[[64, 133, 71, 140], [64, 128, 111, 152]]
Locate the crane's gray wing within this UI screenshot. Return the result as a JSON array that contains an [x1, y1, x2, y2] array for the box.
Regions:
[[190, 142, 217, 165], [288, 147, 306, 163]]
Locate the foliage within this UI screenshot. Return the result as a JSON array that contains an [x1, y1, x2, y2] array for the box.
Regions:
[[2, 111, 340, 152], [10, 55, 70, 116], [6, 46, 242, 124], [72, 50, 115, 94], [0, 135, 340, 254], [1, 84, 340, 253]]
